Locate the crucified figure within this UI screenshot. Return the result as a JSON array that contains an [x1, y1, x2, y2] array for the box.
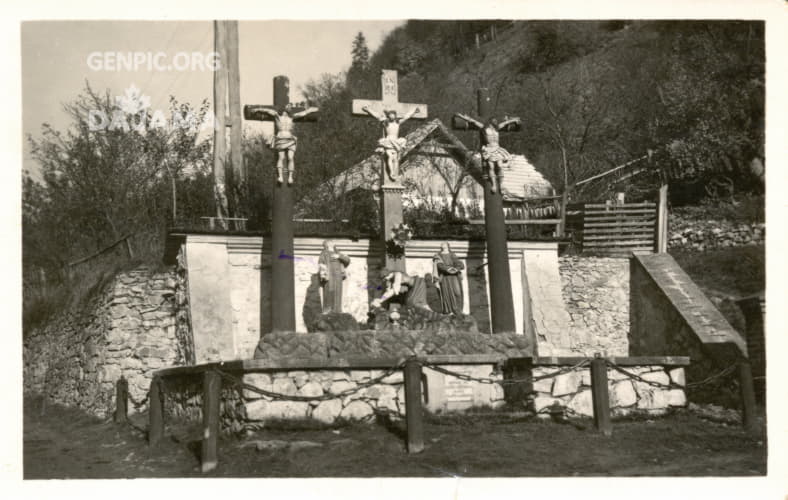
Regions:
[[258, 104, 319, 185], [362, 106, 420, 183], [454, 113, 522, 194]]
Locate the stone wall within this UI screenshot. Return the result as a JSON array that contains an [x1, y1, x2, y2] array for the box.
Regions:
[[559, 256, 629, 356], [531, 364, 687, 417], [669, 217, 765, 251], [175, 235, 540, 363], [254, 330, 532, 360], [23, 267, 182, 418]]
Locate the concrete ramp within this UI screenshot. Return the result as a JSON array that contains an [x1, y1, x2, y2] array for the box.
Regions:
[[629, 253, 747, 364], [520, 243, 573, 356]]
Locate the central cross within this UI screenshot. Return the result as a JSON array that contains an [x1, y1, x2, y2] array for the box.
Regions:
[[244, 76, 319, 333], [352, 70, 428, 274], [451, 88, 522, 334]]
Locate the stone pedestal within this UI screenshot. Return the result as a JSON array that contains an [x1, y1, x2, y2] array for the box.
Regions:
[[381, 182, 406, 273]]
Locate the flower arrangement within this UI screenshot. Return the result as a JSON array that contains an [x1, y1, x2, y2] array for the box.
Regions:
[[386, 222, 413, 258]]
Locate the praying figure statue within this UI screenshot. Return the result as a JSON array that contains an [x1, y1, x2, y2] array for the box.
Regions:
[[318, 240, 351, 313], [258, 104, 319, 185], [453, 113, 521, 194], [432, 242, 465, 315], [370, 269, 430, 311], [362, 106, 421, 183]]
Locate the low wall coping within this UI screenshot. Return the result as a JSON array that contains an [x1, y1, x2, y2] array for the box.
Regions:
[[152, 354, 509, 378], [528, 356, 690, 367], [152, 354, 690, 379]]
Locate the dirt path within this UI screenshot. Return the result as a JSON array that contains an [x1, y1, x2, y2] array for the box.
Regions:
[[23, 397, 767, 478]]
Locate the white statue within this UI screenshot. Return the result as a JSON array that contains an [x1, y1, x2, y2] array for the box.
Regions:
[[258, 104, 319, 185], [362, 106, 421, 183]]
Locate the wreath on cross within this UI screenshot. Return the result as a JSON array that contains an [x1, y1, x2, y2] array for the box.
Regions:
[[386, 223, 413, 258]]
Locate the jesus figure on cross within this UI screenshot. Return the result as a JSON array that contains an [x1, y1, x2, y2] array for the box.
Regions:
[[257, 104, 319, 185], [454, 113, 522, 194], [362, 105, 421, 182]]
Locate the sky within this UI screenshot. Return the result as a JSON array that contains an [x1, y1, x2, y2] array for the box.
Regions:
[[21, 20, 404, 178]]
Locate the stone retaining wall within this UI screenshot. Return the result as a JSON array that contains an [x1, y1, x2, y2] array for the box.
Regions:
[[531, 365, 686, 417], [559, 256, 629, 356], [669, 217, 765, 251], [162, 362, 686, 430], [23, 267, 182, 418]]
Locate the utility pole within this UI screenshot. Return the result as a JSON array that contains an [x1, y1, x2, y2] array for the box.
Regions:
[[226, 21, 243, 188], [213, 20, 229, 224]]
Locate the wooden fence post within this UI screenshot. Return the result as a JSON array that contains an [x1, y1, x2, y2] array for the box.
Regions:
[[590, 354, 612, 436], [738, 360, 758, 431], [656, 183, 668, 253], [114, 376, 128, 424], [201, 370, 222, 472], [557, 190, 568, 238], [148, 376, 164, 446], [404, 358, 425, 454]]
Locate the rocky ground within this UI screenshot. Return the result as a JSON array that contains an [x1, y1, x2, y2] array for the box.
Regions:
[[23, 396, 766, 479]]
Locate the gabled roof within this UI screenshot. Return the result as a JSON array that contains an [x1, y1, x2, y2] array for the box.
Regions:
[[310, 118, 554, 204]]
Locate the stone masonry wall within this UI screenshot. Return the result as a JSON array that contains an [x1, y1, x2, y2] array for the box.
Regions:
[[164, 363, 685, 430], [23, 267, 182, 418], [669, 216, 765, 251], [559, 257, 629, 356], [531, 365, 686, 417]]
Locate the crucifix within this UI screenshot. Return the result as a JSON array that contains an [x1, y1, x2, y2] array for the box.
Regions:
[[452, 88, 521, 334], [351, 69, 428, 273], [243, 76, 319, 333]]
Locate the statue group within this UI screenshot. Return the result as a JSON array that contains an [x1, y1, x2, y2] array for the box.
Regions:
[[248, 70, 521, 327]]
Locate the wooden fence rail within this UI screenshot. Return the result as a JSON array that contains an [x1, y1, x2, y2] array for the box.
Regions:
[[580, 202, 658, 255]]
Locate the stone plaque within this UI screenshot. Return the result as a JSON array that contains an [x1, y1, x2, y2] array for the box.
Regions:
[[445, 370, 474, 403]]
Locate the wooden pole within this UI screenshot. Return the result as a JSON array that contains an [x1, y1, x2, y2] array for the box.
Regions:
[[404, 358, 425, 453], [201, 370, 222, 472], [590, 355, 612, 436], [114, 376, 128, 424], [226, 20, 243, 186], [270, 76, 296, 333], [213, 20, 229, 223], [148, 377, 164, 446], [477, 88, 516, 334], [557, 189, 569, 238], [738, 360, 758, 431], [656, 183, 668, 253]]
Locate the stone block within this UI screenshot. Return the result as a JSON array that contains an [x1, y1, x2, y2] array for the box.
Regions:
[[533, 377, 553, 394], [635, 384, 670, 410], [533, 395, 561, 413], [311, 399, 343, 424], [567, 389, 594, 417], [243, 373, 273, 399], [298, 381, 324, 398], [328, 380, 355, 397], [668, 368, 686, 387], [289, 371, 309, 388], [382, 372, 404, 384], [350, 370, 372, 382], [339, 400, 375, 421], [640, 370, 670, 386], [377, 395, 399, 414], [667, 389, 687, 407], [552, 371, 582, 397], [246, 400, 309, 420], [610, 380, 637, 408], [272, 378, 297, 397]]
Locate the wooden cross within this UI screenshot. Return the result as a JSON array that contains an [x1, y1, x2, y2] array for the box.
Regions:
[[242, 75, 319, 333], [451, 88, 521, 334], [351, 69, 429, 120]]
